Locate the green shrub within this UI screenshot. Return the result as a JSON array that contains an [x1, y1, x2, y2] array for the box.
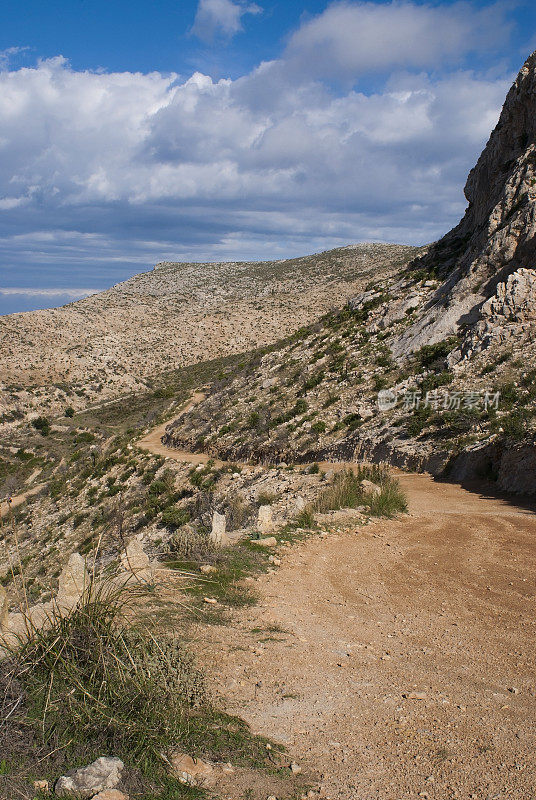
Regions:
[[414, 337, 458, 372], [256, 491, 278, 506], [246, 411, 261, 429], [501, 409, 531, 440], [311, 421, 326, 434], [373, 375, 389, 390], [65, 407, 75, 418], [294, 508, 315, 528], [148, 479, 167, 496], [4, 584, 206, 773], [161, 506, 191, 529], [343, 412, 362, 430], [292, 398, 308, 416], [31, 416, 50, 436]]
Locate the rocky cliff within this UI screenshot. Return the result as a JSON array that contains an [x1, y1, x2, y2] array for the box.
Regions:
[[164, 54, 536, 494], [395, 50, 536, 356]]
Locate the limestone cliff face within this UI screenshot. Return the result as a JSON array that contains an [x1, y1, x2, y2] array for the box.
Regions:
[[395, 51, 536, 355]]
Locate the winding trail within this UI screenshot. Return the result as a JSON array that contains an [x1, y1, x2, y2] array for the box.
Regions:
[[139, 394, 536, 798], [136, 392, 215, 465]]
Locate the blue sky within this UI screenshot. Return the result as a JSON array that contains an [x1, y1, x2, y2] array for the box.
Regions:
[[1, 0, 535, 314]]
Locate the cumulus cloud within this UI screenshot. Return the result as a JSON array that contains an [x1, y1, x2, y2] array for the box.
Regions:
[[191, 0, 261, 42], [284, 1, 511, 80], [0, 1, 517, 291]]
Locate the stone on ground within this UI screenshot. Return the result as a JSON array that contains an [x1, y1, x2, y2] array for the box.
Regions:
[[120, 539, 153, 583], [56, 552, 89, 612], [258, 504, 274, 533], [169, 753, 214, 785], [55, 756, 124, 798], [210, 511, 229, 545]]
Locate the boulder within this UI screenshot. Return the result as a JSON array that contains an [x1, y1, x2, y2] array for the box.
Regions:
[[294, 496, 306, 513], [360, 479, 381, 496], [257, 504, 273, 533], [120, 539, 153, 583], [55, 756, 124, 798], [92, 792, 129, 800], [56, 552, 89, 612], [255, 536, 277, 547], [210, 511, 228, 546]]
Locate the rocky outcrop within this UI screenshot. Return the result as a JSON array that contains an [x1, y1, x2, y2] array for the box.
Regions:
[[457, 267, 536, 360], [395, 51, 536, 355]]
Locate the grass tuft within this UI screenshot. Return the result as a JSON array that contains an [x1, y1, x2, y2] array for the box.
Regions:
[[314, 466, 407, 518]]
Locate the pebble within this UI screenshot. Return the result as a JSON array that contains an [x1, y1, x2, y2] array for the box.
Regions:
[[203, 597, 218, 604], [290, 761, 302, 774]]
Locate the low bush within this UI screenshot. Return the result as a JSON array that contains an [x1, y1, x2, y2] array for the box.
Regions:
[[314, 466, 407, 518], [31, 416, 50, 436], [256, 490, 278, 506], [161, 506, 191, 529], [1, 584, 205, 776]]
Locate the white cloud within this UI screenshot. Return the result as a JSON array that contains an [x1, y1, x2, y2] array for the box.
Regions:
[[0, 1, 518, 285], [284, 1, 510, 80], [191, 0, 261, 42], [0, 46, 29, 70]]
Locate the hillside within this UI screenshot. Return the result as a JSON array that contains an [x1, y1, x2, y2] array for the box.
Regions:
[[0, 243, 418, 423], [164, 52, 536, 495], [1, 50, 536, 800]]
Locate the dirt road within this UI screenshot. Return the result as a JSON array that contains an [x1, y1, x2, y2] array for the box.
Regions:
[[198, 474, 536, 799], [138, 398, 536, 797], [136, 392, 215, 465]]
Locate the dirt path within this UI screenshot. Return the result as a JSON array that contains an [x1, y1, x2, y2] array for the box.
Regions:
[[196, 474, 536, 800], [138, 398, 536, 797], [136, 392, 216, 465], [0, 483, 44, 518]]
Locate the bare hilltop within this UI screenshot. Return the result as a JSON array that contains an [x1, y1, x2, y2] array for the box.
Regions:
[[0, 243, 418, 421]]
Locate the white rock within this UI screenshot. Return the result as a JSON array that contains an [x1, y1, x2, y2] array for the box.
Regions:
[[55, 756, 124, 798], [56, 552, 90, 612], [257, 505, 273, 533], [294, 496, 306, 513], [360, 479, 381, 496], [120, 539, 153, 583], [210, 511, 229, 546]]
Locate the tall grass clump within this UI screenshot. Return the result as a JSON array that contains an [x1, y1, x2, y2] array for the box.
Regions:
[[1, 581, 206, 775], [314, 465, 407, 518]]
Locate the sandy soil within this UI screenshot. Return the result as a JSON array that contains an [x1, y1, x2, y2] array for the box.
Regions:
[[195, 474, 536, 800]]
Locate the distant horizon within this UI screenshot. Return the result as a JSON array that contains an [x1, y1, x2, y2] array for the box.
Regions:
[[0, 236, 421, 315], [1, 0, 535, 315]]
